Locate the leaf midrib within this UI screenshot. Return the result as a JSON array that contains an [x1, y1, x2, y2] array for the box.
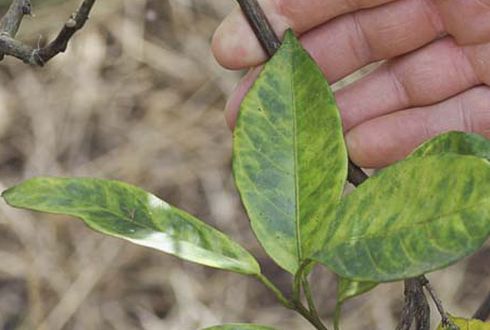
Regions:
[[25, 204, 201, 244], [31, 204, 254, 269], [290, 44, 302, 265]]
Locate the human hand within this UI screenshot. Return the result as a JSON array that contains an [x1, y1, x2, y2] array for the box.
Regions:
[[212, 0, 490, 168]]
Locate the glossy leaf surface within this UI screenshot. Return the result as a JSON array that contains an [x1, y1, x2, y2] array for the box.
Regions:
[[233, 30, 347, 273], [3, 177, 260, 275], [412, 131, 490, 160], [203, 324, 276, 330], [315, 155, 490, 282], [437, 316, 490, 330]]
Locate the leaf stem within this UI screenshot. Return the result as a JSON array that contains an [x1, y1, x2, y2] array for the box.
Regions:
[[420, 276, 458, 329], [302, 277, 321, 323], [295, 301, 328, 330], [255, 273, 293, 309], [256, 272, 328, 329], [292, 260, 311, 303], [292, 261, 328, 330], [333, 302, 342, 330]]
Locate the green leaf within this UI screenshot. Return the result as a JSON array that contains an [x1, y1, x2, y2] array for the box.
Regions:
[[314, 155, 490, 282], [233, 29, 347, 273], [2, 177, 260, 275], [203, 324, 276, 330], [337, 277, 377, 303], [437, 315, 490, 330], [411, 131, 490, 160]]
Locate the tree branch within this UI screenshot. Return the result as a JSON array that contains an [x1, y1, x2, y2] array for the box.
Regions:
[[420, 276, 457, 329], [0, 0, 31, 60], [35, 0, 95, 65], [347, 162, 369, 186], [397, 278, 430, 330], [0, 0, 32, 37], [473, 291, 490, 321], [236, 0, 369, 187], [0, 0, 97, 66], [236, 0, 280, 56]]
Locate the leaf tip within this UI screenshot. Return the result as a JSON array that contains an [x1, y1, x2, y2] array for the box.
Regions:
[[1, 186, 15, 202], [282, 28, 298, 46]]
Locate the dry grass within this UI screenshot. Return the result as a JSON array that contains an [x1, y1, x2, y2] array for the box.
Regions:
[[0, 1, 487, 329]]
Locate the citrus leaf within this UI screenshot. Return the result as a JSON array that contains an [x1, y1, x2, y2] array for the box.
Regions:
[[314, 155, 490, 282], [437, 315, 490, 330], [233, 30, 347, 273], [412, 131, 490, 160], [337, 277, 377, 303], [2, 177, 260, 275], [203, 324, 276, 330]]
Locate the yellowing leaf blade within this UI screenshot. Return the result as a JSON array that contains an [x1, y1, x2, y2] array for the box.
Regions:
[[233, 30, 347, 273], [437, 315, 490, 330], [3, 177, 260, 275], [411, 131, 490, 160], [315, 155, 490, 282]]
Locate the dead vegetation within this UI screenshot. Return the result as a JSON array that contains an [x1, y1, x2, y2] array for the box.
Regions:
[[0, 1, 487, 329]]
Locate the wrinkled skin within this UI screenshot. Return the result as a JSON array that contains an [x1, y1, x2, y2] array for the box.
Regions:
[[212, 0, 490, 168]]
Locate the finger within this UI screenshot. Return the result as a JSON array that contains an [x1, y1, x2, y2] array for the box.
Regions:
[[301, 0, 445, 82], [225, 66, 262, 129], [212, 0, 397, 69], [337, 37, 485, 131], [224, 0, 445, 124], [434, 0, 490, 45], [345, 86, 490, 168]]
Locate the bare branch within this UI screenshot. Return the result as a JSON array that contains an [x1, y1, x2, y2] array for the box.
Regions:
[[236, 0, 280, 57], [397, 278, 430, 330], [0, 0, 97, 66], [0, 0, 32, 60], [0, 0, 32, 37], [36, 0, 96, 65], [347, 162, 369, 186], [0, 33, 35, 63]]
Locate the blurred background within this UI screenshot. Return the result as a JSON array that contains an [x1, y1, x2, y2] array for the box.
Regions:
[[0, 0, 487, 329]]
